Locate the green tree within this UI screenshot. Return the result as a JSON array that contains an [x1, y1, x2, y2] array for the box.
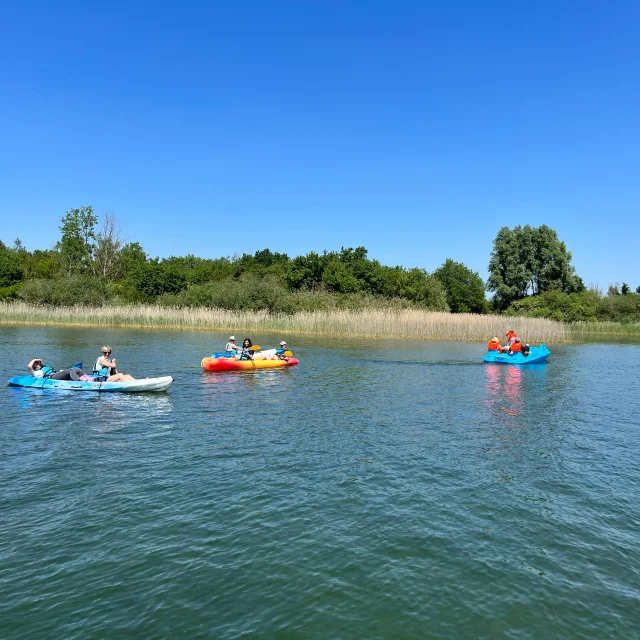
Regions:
[[116, 242, 147, 280], [434, 259, 487, 313], [56, 206, 98, 275], [284, 251, 330, 290], [621, 283, 630, 295], [0, 241, 24, 288], [127, 260, 187, 298], [322, 259, 361, 293], [488, 224, 583, 309]]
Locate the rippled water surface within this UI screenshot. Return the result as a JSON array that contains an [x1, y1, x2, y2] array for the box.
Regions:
[[1, 326, 639, 638]]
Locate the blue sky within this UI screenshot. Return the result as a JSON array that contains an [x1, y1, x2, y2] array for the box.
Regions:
[[1, 0, 638, 288]]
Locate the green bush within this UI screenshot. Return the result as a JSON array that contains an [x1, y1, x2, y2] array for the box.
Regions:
[[19, 276, 108, 306], [0, 282, 23, 301], [507, 289, 640, 324]]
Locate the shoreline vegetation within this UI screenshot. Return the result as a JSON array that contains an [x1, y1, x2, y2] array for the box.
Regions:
[[3, 214, 639, 338], [0, 301, 608, 342], [2, 303, 638, 342]]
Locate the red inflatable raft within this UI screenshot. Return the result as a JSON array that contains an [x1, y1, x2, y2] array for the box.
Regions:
[[201, 356, 299, 372]]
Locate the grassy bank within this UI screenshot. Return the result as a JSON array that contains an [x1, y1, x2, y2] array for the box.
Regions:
[[568, 321, 640, 338], [0, 302, 568, 343]]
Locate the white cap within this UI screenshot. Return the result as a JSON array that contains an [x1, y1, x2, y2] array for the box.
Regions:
[[280, 341, 287, 345], [229, 336, 235, 340]]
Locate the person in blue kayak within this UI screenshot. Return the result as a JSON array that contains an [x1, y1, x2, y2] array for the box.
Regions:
[[27, 358, 86, 381], [94, 346, 136, 382]]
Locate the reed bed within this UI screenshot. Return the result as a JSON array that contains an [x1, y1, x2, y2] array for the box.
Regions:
[[0, 302, 569, 343], [569, 321, 640, 337]]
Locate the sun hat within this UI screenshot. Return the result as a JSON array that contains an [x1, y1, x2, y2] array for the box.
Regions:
[[229, 336, 235, 340], [280, 341, 287, 345]]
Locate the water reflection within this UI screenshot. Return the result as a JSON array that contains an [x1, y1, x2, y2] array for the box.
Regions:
[[483, 364, 524, 418]]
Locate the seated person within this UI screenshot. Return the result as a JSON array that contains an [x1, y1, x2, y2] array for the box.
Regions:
[[239, 338, 255, 360], [506, 330, 518, 345], [275, 341, 290, 359], [225, 336, 242, 356], [94, 347, 136, 382], [521, 343, 531, 356], [508, 338, 523, 354], [487, 336, 502, 351], [28, 358, 86, 381]]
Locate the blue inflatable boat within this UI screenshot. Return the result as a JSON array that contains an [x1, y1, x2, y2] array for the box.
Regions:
[[8, 375, 174, 392], [482, 344, 551, 365]]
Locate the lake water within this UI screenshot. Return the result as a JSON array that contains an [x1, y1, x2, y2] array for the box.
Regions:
[[1, 325, 639, 638]]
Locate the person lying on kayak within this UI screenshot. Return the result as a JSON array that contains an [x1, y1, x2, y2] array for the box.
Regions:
[[238, 338, 255, 360], [94, 346, 136, 382], [275, 341, 290, 360], [27, 358, 87, 381]]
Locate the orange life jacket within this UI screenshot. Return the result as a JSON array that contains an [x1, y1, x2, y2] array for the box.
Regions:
[[510, 342, 522, 353], [506, 331, 517, 343], [488, 340, 501, 351]]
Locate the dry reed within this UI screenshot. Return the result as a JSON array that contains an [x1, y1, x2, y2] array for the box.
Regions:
[[0, 301, 569, 343]]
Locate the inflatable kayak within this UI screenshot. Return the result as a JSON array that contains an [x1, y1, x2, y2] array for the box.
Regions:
[[8, 375, 174, 392], [482, 344, 551, 365], [201, 356, 299, 372]]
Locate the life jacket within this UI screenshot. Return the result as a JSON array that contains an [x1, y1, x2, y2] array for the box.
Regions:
[[506, 331, 517, 344], [487, 340, 501, 351], [510, 342, 522, 353], [94, 357, 112, 377], [39, 366, 55, 378]]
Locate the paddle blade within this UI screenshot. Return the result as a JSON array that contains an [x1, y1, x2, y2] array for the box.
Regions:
[[284, 351, 293, 357], [248, 346, 260, 352]]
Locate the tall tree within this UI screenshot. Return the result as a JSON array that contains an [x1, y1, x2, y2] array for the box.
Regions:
[[434, 259, 487, 313], [487, 224, 583, 309], [56, 206, 98, 275], [93, 212, 123, 281], [0, 242, 24, 288]]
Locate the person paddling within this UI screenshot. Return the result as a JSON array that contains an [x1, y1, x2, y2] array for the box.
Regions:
[[239, 338, 255, 361], [275, 341, 290, 360], [94, 346, 135, 382]]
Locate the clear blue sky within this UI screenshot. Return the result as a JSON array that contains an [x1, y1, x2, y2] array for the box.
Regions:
[[1, 0, 638, 288]]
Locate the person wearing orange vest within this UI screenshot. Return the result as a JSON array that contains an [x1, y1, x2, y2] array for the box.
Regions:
[[509, 337, 523, 354], [487, 336, 502, 351], [506, 330, 517, 345]]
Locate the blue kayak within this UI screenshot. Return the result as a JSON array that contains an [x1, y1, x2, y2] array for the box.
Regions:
[[482, 344, 551, 365], [8, 375, 174, 392]]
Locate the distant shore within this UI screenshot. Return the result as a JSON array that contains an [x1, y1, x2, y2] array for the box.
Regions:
[[0, 301, 566, 342], [2, 302, 637, 343]]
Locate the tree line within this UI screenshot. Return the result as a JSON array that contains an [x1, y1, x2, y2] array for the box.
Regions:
[[0, 206, 638, 322]]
